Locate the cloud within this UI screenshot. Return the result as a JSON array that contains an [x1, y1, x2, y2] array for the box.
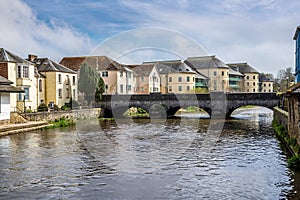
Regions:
[[117, 0, 299, 74], [0, 0, 91, 61]]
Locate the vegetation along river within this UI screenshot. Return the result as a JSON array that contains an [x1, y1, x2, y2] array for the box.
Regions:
[[0, 107, 300, 199]]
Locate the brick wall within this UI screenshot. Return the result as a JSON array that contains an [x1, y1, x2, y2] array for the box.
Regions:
[[0, 63, 8, 79]]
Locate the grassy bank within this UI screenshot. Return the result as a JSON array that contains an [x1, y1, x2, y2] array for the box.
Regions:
[[45, 117, 75, 129], [272, 120, 300, 170]]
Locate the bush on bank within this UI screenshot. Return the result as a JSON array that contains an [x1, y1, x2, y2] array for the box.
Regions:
[[272, 120, 300, 170], [45, 117, 75, 129]]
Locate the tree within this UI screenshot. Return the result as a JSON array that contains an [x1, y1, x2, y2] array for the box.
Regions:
[[78, 63, 105, 104], [275, 67, 295, 92]]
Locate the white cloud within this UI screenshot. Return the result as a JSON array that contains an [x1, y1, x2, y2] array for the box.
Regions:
[[0, 0, 91, 61], [118, 0, 299, 74]]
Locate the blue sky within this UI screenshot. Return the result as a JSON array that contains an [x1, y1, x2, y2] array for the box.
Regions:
[[1, 0, 299, 75]]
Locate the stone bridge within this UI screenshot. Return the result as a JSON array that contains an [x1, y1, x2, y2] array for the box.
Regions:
[[97, 92, 279, 118]]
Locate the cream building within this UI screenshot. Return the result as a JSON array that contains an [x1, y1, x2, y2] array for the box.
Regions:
[[259, 74, 274, 93], [132, 64, 160, 94], [167, 72, 197, 94], [228, 63, 260, 93], [185, 56, 230, 92], [32, 57, 78, 108], [0, 48, 38, 111]]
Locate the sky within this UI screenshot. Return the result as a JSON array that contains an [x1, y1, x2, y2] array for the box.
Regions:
[[0, 0, 299, 75]]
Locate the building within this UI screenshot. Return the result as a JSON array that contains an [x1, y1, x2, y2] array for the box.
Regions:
[[31, 56, 78, 108], [60, 56, 135, 95], [227, 63, 260, 93], [294, 26, 300, 83], [185, 56, 230, 92], [259, 73, 274, 93], [0, 75, 23, 124], [0, 48, 38, 111], [228, 66, 244, 92], [145, 60, 208, 94], [131, 64, 160, 94]]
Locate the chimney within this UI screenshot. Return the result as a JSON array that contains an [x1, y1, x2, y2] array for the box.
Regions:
[[28, 54, 38, 62]]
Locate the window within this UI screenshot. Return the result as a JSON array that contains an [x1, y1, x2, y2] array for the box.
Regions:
[[17, 66, 22, 78], [253, 82, 255, 86], [23, 66, 29, 78], [269, 83, 271, 87], [247, 89, 249, 92], [66, 88, 70, 98], [58, 74, 62, 84], [246, 75, 249, 80], [39, 79, 42, 92], [269, 89, 271, 92], [187, 76, 190, 82], [153, 87, 159, 92], [126, 72, 131, 78], [102, 71, 108, 77], [120, 85, 123, 93], [187, 86, 190, 91], [213, 80, 217, 90], [264, 83, 266, 87], [178, 86, 182, 91], [141, 87, 144, 92], [66, 75, 69, 85], [141, 76, 144, 82], [120, 71, 123, 77], [222, 71, 224, 76], [169, 86, 172, 92], [178, 77, 182, 82], [105, 85, 108, 90], [264, 89, 266, 92], [253, 89, 255, 92], [73, 89, 76, 99], [58, 89, 62, 98], [18, 87, 29, 100], [169, 77, 172, 82], [126, 85, 131, 91], [247, 82, 249, 86], [213, 71, 217, 76], [253, 76, 255, 79], [72, 76, 76, 85], [193, 77, 195, 82]]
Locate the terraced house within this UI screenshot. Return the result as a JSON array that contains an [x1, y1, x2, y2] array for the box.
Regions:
[[60, 56, 135, 95], [0, 48, 38, 112], [29, 55, 78, 108], [227, 63, 260, 93]]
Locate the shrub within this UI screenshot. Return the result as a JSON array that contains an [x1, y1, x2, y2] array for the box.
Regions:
[[38, 103, 48, 112]]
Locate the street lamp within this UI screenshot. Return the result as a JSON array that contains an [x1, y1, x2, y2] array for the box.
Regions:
[[286, 77, 289, 91]]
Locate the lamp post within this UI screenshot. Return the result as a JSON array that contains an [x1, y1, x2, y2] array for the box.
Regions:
[[286, 77, 289, 91]]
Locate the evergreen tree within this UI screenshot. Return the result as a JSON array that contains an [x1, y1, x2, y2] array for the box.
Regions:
[[78, 63, 105, 104]]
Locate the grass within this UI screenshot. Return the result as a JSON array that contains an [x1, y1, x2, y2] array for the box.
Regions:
[[45, 117, 75, 129]]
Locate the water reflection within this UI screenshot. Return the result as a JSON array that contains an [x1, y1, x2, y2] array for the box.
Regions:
[[0, 107, 299, 199]]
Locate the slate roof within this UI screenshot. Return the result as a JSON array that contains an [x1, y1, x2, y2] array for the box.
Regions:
[[293, 26, 300, 40], [145, 59, 208, 79], [185, 55, 229, 69], [227, 63, 259, 74], [35, 58, 76, 74], [259, 73, 274, 82], [60, 56, 123, 72], [0, 48, 31, 64], [0, 75, 24, 93], [131, 64, 156, 76], [228, 67, 244, 76]]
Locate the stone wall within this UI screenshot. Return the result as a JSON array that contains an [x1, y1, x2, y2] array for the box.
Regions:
[[23, 108, 101, 122], [273, 106, 288, 130]]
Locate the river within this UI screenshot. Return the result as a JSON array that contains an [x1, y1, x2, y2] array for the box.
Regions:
[[0, 107, 299, 199]]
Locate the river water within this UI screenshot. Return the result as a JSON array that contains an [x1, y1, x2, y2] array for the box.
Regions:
[[0, 107, 300, 199]]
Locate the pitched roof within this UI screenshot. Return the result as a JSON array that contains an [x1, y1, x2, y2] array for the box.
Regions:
[[0, 75, 24, 93], [131, 64, 156, 76], [145, 59, 208, 79], [228, 67, 244, 76], [227, 63, 259, 74], [259, 73, 274, 82], [0, 48, 31, 64], [60, 56, 123, 71], [293, 26, 300, 40], [185, 55, 229, 69], [35, 58, 76, 74]]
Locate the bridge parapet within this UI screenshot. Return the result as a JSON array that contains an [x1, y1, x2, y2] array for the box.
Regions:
[[98, 92, 279, 118]]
